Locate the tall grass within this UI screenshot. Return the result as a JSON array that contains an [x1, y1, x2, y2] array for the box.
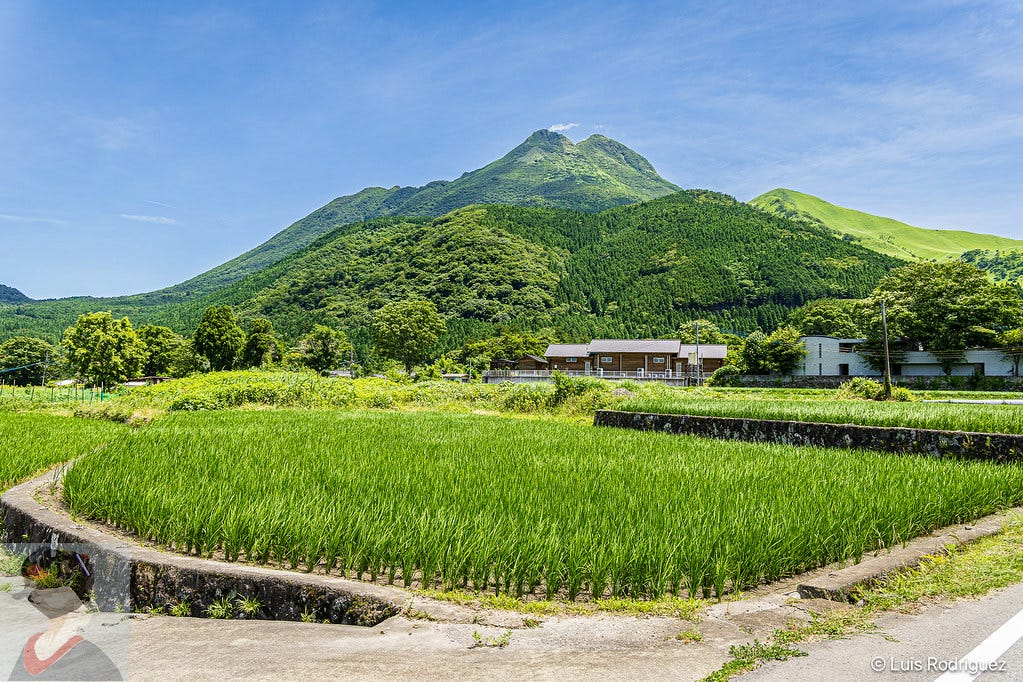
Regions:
[[0, 413, 123, 491], [63, 410, 1023, 600], [615, 397, 1023, 435]]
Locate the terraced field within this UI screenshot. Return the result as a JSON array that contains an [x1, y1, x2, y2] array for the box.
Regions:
[[0, 413, 124, 491], [615, 397, 1023, 434], [62, 409, 1023, 600]]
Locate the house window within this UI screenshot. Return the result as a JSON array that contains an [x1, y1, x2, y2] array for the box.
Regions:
[[601, 356, 613, 363], [838, 363, 850, 376], [652, 357, 665, 364], [565, 357, 577, 363]]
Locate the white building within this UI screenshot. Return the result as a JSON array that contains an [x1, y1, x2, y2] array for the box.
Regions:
[[795, 336, 1017, 377]]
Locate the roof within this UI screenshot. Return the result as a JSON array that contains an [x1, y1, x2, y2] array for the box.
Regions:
[[679, 344, 728, 359], [587, 339, 683, 355], [519, 355, 549, 363], [544, 344, 590, 357]]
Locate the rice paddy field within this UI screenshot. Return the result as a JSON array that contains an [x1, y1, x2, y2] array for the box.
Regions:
[[62, 409, 1023, 600], [0, 413, 124, 491], [615, 397, 1023, 434]]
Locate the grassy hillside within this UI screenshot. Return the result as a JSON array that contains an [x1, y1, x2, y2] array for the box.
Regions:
[[750, 188, 1023, 261]]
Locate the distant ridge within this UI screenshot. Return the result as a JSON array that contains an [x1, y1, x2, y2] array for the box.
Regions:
[[0, 285, 30, 304], [749, 188, 1023, 261]]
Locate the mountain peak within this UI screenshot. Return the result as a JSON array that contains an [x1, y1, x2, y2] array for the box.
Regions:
[[0, 284, 31, 304]]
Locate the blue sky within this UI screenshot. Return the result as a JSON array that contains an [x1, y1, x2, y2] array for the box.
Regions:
[[2, 1, 1021, 298]]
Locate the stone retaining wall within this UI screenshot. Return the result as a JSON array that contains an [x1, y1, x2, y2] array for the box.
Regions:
[[1, 473, 403, 625], [594, 410, 1023, 462]]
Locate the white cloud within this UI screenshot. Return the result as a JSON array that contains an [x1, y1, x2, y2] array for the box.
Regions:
[[0, 214, 66, 225], [548, 122, 579, 132], [119, 214, 176, 225]]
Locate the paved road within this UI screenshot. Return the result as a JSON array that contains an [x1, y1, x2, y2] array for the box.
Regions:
[[749, 581, 1023, 682]]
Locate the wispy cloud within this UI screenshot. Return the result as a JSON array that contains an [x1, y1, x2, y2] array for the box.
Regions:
[[0, 214, 66, 225], [119, 214, 176, 224], [548, 122, 578, 132], [144, 199, 176, 209]]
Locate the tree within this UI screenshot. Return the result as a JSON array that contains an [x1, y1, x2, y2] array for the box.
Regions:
[[63, 312, 145, 385], [676, 320, 728, 344], [298, 324, 353, 372], [1003, 328, 1023, 377], [765, 325, 807, 375], [788, 299, 861, 338], [137, 324, 185, 376], [241, 318, 283, 368], [462, 330, 549, 364], [860, 261, 1023, 373], [194, 305, 245, 371], [0, 336, 55, 385], [372, 300, 446, 373], [167, 339, 206, 378], [739, 330, 771, 374]]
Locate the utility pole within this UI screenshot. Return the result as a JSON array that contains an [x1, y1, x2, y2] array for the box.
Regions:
[[881, 300, 893, 400], [41, 352, 49, 387], [694, 320, 701, 385]]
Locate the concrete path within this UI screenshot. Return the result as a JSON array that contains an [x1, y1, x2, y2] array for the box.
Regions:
[[748, 581, 1023, 682], [922, 399, 1023, 405], [127, 613, 734, 681]]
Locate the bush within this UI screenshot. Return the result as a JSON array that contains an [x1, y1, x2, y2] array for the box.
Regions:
[[890, 386, 915, 402], [837, 377, 915, 402], [707, 365, 741, 387], [836, 377, 884, 400]]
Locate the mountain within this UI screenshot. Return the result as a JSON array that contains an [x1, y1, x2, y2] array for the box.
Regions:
[[0, 192, 902, 344], [0, 130, 681, 340], [749, 188, 1023, 261], [158, 129, 681, 299], [0, 285, 30, 304], [176, 191, 902, 349]]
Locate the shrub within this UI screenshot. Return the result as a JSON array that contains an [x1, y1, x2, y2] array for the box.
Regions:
[[707, 365, 741, 387], [836, 377, 884, 401]]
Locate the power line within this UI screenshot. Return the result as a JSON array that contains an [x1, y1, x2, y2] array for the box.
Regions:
[[0, 361, 47, 375]]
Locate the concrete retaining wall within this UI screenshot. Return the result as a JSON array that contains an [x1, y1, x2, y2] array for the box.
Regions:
[[731, 374, 1023, 391], [594, 410, 1023, 462], [1, 473, 403, 626]]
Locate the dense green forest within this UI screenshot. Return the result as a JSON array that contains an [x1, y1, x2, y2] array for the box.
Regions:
[[0, 191, 900, 352], [961, 250, 1023, 285]]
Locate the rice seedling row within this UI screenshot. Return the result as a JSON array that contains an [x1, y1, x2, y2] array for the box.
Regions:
[[61, 410, 1023, 600], [615, 397, 1023, 434], [0, 413, 124, 491]]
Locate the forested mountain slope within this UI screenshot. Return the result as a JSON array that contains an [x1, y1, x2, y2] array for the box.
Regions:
[[168, 191, 904, 348], [143, 129, 681, 300], [0, 130, 681, 339]]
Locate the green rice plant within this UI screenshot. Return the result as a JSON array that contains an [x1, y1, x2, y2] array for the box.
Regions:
[[61, 410, 1023, 601], [616, 397, 1023, 434], [0, 413, 124, 492]]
